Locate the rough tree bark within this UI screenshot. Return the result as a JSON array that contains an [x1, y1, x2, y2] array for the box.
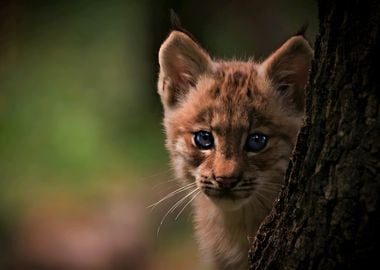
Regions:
[[249, 0, 380, 269]]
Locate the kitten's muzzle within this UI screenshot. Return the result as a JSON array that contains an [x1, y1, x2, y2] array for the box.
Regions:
[[215, 177, 240, 189], [200, 176, 250, 200]]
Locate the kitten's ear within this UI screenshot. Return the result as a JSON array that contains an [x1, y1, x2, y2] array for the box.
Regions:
[[260, 35, 313, 112], [158, 30, 212, 109]]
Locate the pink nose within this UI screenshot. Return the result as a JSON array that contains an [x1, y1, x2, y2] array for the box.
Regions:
[[215, 177, 240, 189]]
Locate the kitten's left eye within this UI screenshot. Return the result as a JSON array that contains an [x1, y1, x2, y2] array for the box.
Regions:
[[245, 133, 268, 152], [194, 131, 214, 150]]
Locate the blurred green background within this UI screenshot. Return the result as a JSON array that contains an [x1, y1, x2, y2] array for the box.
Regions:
[[0, 0, 317, 269]]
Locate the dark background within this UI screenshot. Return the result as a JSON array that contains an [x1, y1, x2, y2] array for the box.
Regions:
[[0, 1, 317, 269]]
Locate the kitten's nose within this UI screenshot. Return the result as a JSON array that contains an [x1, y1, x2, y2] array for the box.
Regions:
[[215, 177, 240, 189]]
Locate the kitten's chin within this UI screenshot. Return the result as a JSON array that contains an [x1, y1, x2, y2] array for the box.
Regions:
[[204, 192, 252, 211]]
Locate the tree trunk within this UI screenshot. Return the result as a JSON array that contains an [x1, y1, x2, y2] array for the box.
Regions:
[[249, 0, 380, 269]]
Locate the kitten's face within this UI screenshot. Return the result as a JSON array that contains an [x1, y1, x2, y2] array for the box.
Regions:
[[163, 64, 302, 209], [158, 31, 312, 209]]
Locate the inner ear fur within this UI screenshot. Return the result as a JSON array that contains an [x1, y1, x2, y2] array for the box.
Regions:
[[158, 30, 212, 109], [261, 36, 313, 112]]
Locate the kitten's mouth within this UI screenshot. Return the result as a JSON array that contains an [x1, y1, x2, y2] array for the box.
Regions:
[[201, 187, 252, 201]]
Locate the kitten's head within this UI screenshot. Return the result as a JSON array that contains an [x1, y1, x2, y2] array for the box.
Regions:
[[158, 30, 312, 210]]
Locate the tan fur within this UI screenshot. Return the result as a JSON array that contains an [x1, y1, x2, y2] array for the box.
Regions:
[[157, 30, 313, 269]]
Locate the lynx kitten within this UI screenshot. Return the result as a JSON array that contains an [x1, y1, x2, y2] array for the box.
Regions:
[[157, 24, 312, 269]]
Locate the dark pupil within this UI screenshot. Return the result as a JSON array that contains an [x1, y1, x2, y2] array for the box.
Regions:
[[194, 131, 214, 149], [246, 133, 267, 152]]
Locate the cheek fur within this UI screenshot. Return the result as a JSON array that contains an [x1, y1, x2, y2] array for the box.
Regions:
[[245, 138, 293, 172], [171, 136, 208, 175]]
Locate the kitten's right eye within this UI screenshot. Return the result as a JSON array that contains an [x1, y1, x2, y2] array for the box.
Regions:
[[194, 131, 214, 150]]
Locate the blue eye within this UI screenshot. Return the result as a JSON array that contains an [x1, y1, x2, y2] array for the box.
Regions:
[[194, 131, 214, 149], [245, 133, 268, 152]]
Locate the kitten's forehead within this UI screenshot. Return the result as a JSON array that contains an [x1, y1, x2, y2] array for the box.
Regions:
[[194, 62, 267, 126], [169, 61, 275, 134], [213, 62, 257, 93]]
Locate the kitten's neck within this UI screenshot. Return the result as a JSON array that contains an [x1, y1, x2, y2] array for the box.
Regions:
[[193, 194, 268, 269], [194, 194, 264, 235]]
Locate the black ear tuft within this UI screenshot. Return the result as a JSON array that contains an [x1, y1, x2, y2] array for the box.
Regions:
[[170, 9, 182, 30], [168, 9, 200, 46], [294, 22, 309, 38]]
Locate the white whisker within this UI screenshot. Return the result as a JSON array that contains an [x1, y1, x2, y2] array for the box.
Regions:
[[147, 182, 196, 209], [175, 190, 201, 220], [259, 181, 283, 187], [257, 186, 282, 193], [156, 188, 200, 237], [254, 190, 275, 206], [151, 178, 178, 190], [141, 168, 173, 182], [252, 193, 272, 212]]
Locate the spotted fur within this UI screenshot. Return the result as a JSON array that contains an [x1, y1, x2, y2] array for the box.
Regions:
[[157, 30, 313, 270]]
